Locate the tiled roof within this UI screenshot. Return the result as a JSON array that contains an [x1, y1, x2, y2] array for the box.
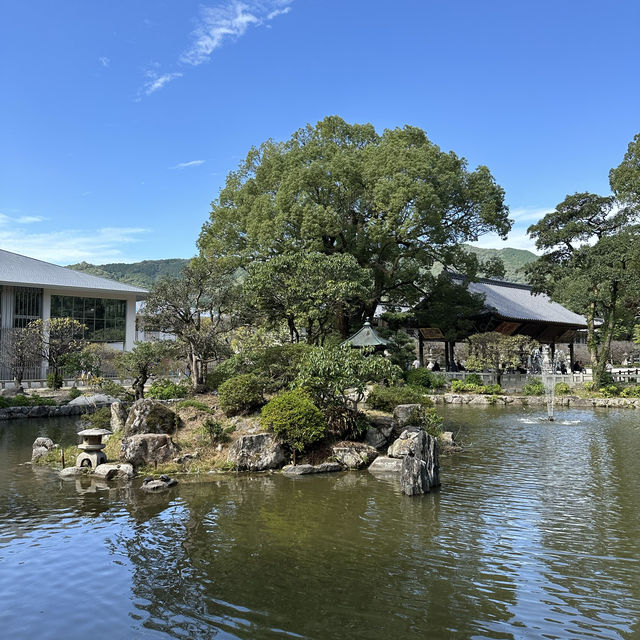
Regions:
[[457, 276, 587, 327], [343, 321, 390, 347], [0, 249, 147, 298]]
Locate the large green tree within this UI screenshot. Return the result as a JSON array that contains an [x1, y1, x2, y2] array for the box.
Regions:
[[242, 251, 371, 344], [610, 133, 640, 207], [199, 116, 511, 334], [525, 193, 640, 385]]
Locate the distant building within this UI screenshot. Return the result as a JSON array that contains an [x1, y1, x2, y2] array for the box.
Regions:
[[0, 249, 147, 379]]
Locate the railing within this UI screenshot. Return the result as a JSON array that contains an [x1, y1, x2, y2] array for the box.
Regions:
[[444, 369, 640, 391]]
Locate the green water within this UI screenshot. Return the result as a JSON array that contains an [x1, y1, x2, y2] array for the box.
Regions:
[[0, 406, 639, 639]]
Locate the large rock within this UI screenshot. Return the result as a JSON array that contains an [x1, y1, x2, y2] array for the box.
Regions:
[[94, 463, 135, 480], [368, 456, 403, 474], [389, 428, 440, 494], [124, 399, 179, 437], [59, 466, 93, 479], [121, 434, 179, 467], [401, 452, 429, 496], [141, 475, 178, 492], [387, 427, 423, 458], [365, 420, 395, 449], [68, 393, 118, 406], [331, 443, 378, 469], [282, 462, 343, 475], [32, 436, 55, 462], [227, 433, 287, 471], [393, 404, 423, 430], [110, 401, 128, 431]]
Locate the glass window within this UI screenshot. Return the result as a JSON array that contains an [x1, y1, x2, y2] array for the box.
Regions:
[[50, 294, 127, 342], [14, 287, 42, 328]]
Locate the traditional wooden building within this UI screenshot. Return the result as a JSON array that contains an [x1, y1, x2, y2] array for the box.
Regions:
[[406, 277, 587, 370]]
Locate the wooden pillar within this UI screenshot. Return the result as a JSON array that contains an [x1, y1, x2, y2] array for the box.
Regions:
[[569, 342, 575, 368], [444, 341, 450, 371], [418, 332, 424, 366], [450, 341, 456, 370]]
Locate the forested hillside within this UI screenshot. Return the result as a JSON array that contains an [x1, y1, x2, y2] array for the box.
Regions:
[[67, 247, 537, 288], [67, 258, 189, 289]]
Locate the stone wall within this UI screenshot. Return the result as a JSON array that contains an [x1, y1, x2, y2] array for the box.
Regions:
[[427, 393, 640, 409]]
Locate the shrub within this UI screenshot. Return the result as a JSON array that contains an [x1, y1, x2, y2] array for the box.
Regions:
[[46, 372, 63, 389], [450, 379, 501, 394], [92, 378, 132, 400], [201, 417, 229, 443], [176, 399, 214, 413], [218, 374, 264, 416], [147, 378, 190, 400], [555, 382, 571, 396], [366, 385, 432, 412], [407, 368, 448, 390], [402, 404, 444, 438], [464, 373, 484, 386], [82, 406, 112, 430], [68, 386, 82, 400], [260, 390, 326, 454], [481, 384, 503, 395], [621, 385, 640, 398], [599, 384, 621, 398], [0, 394, 57, 408], [583, 381, 599, 393], [522, 379, 545, 396], [206, 356, 245, 391]]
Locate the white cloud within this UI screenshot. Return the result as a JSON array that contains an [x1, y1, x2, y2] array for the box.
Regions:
[[141, 71, 183, 96], [16, 216, 46, 224], [99, 56, 110, 67], [181, 1, 294, 66], [172, 160, 205, 169], [0, 226, 149, 265]]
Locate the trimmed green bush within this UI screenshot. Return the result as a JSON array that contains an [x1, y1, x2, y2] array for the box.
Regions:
[[451, 380, 502, 394], [620, 385, 640, 398], [218, 374, 264, 416], [522, 379, 545, 396], [555, 382, 571, 395], [599, 384, 621, 398], [260, 390, 326, 453], [464, 373, 484, 386], [366, 385, 432, 412], [406, 368, 448, 390], [147, 378, 190, 400]]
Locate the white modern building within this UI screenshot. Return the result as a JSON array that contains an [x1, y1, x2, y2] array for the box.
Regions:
[[0, 249, 147, 376]]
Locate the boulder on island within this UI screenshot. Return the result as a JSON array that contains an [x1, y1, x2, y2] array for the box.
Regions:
[[94, 463, 135, 480], [142, 474, 178, 492], [121, 433, 179, 467], [331, 443, 378, 469], [124, 399, 179, 437], [31, 437, 55, 462], [227, 433, 287, 471]]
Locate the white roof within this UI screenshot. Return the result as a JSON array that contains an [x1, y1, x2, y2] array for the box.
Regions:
[[0, 249, 147, 299]]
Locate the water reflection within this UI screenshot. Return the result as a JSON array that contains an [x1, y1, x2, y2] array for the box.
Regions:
[[1, 409, 640, 639]]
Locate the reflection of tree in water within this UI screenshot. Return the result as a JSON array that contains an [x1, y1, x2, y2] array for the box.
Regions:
[[533, 413, 640, 639], [110, 470, 519, 640]]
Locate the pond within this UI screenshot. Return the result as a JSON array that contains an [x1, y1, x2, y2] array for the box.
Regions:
[[0, 406, 639, 639]]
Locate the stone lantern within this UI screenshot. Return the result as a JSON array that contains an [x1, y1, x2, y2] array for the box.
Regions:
[[76, 428, 112, 469]]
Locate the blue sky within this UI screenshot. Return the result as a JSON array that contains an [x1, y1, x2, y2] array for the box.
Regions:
[[1, 0, 639, 265]]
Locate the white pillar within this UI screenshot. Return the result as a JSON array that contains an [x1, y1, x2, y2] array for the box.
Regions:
[[125, 297, 136, 351]]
